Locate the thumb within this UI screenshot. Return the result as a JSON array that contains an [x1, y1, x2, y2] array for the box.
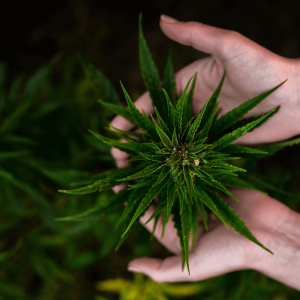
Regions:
[[127, 256, 192, 283], [159, 15, 252, 61]]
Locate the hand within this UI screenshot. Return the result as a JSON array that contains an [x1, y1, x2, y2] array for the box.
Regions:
[[111, 14, 300, 168], [127, 189, 300, 291]]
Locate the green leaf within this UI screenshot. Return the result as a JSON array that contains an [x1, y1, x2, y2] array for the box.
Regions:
[[56, 190, 130, 222], [155, 107, 172, 138], [186, 95, 210, 143], [172, 206, 186, 270], [163, 88, 175, 131], [191, 201, 198, 248], [213, 109, 275, 151], [210, 80, 286, 136], [118, 162, 163, 181], [79, 57, 120, 105], [88, 130, 150, 154], [172, 128, 178, 146], [194, 182, 227, 226], [151, 115, 174, 149], [174, 74, 196, 135], [190, 165, 238, 201], [122, 175, 169, 237], [128, 176, 157, 190], [187, 144, 211, 155], [180, 196, 192, 274], [144, 194, 167, 225], [197, 104, 219, 140], [116, 188, 148, 228], [257, 136, 300, 157], [139, 14, 167, 120], [195, 195, 208, 230], [153, 167, 170, 186], [165, 181, 176, 226], [221, 144, 267, 156], [98, 100, 135, 123], [163, 49, 176, 100], [183, 166, 194, 199], [139, 152, 165, 162], [201, 71, 225, 127], [120, 82, 158, 139], [183, 73, 197, 129], [206, 188, 273, 254], [109, 125, 148, 143]]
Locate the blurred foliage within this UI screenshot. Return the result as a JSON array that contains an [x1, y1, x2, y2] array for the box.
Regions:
[[0, 55, 299, 300]]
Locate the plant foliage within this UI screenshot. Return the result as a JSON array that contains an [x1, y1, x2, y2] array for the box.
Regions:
[[57, 14, 287, 273]]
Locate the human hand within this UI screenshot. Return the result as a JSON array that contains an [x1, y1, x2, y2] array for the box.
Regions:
[[111, 15, 300, 169], [127, 189, 300, 291]]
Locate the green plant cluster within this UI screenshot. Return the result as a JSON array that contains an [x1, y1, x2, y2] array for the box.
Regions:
[[57, 15, 290, 272]]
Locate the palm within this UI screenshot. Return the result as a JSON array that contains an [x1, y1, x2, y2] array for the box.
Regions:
[[131, 189, 299, 283], [171, 30, 299, 145]]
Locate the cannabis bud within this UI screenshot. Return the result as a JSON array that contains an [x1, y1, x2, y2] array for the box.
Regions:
[[57, 14, 285, 274]]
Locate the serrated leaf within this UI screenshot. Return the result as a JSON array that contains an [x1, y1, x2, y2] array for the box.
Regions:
[[151, 115, 174, 149], [139, 152, 165, 162], [213, 110, 275, 151], [194, 182, 227, 226], [144, 193, 167, 225], [183, 73, 197, 129], [191, 201, 198, 249], [188, 144, 211, 155], [200, 71, 225, 127], [98, 100, 135, 123], [163, 49, 176, 100], [172, 206, 186, 270], [109, 125, 148, 143], [221, 144, 267, 156], [210, 81, 286, 137], [153, 167, 170, 186], [122, 175, 170, 237], [186, 95, 210, 143], [190, 165, 238, 201], [197, 104, 219, 140], [118, 162, 163, 181], [128, 175, 157, 190], [174, 75, 196, 135], [172, 128, 178, 146], [222, 106, 280, 136], [116, 188, 148, 228], [180, 195, 192, 274], [88, 129, 150, 154], [257, 136, 300, 157], [139, 14, 167, 120], [205, 188, 273, 254], [120, 82, 158, 139], [163, 88, 175, 131], [195, 195, 208, 230], [165, 181, 176, 225], [183, 166, 194, 199], [155, 107, 172, 138]]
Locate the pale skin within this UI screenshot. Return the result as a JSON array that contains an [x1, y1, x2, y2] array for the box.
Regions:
[[110, 15, 300, 289]]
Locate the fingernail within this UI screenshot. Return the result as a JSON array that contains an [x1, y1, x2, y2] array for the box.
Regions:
[[127, 266, 141, 273], [160, 14, 178, 24]]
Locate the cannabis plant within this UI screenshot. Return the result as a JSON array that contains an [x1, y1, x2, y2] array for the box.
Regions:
[[57, 15, 286, 273]]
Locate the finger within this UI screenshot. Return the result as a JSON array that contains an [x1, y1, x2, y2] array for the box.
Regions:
[[140, 205, 182, 254], [128, 256, 193, 283], [159, 15, 267, 61]]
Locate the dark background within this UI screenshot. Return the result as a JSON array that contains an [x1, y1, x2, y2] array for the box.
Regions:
[[2, 0, 300, 96]]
